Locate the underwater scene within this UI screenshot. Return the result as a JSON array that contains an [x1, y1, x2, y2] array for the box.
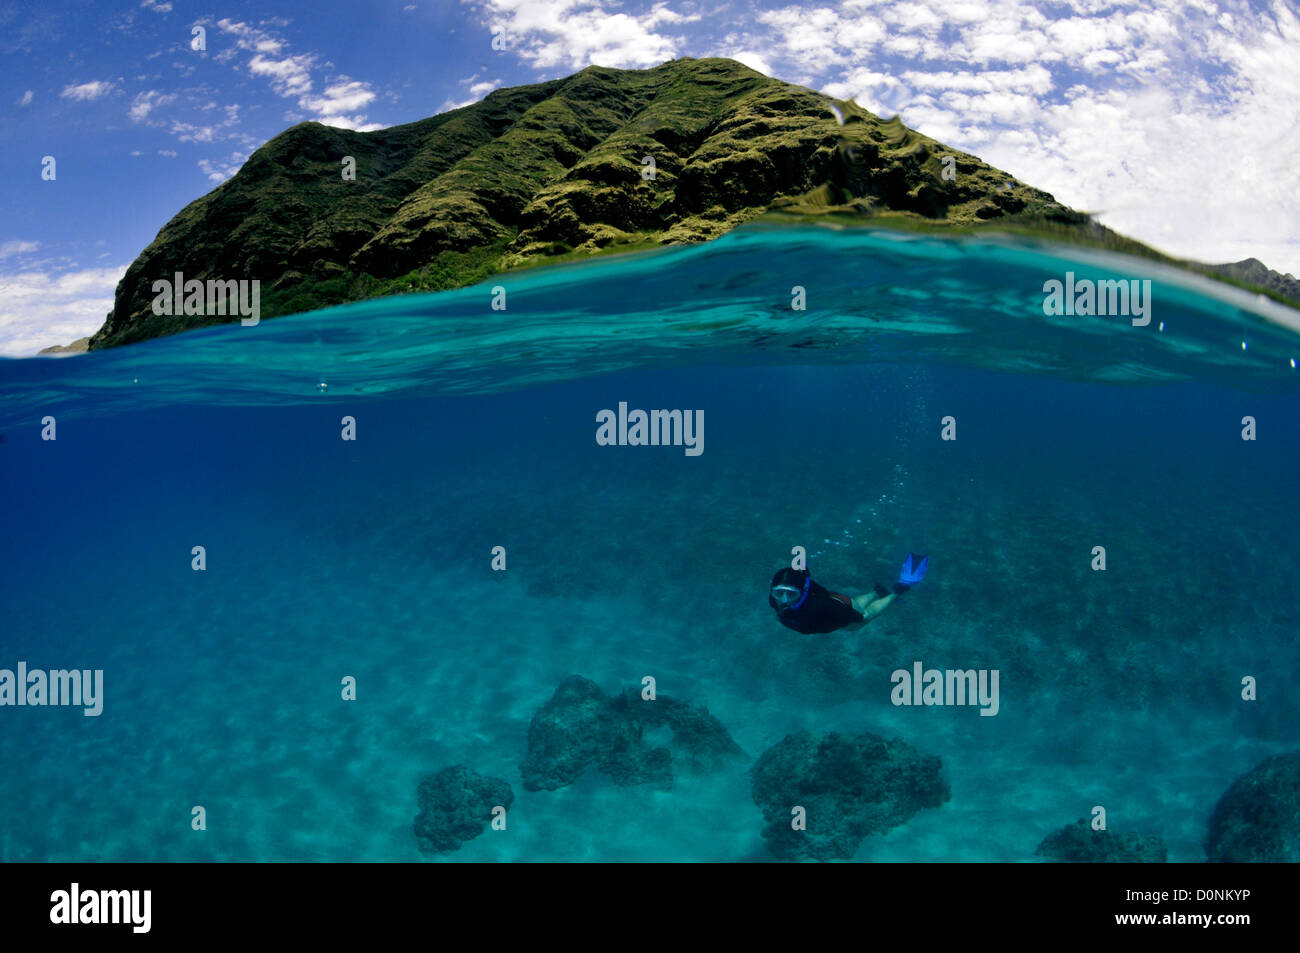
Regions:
[[1, 224, 1297, 862]]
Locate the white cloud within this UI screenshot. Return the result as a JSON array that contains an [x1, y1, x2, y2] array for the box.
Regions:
[[942, 0, 994, 26], [158, 149, 178, 157], [140, 0, 173, 12], [474, 0, 699, 69], [439, 75, 503, 113], [217, 19, 302, 74], [961, 25, 1052, 65], [727, 51, 772, 76], [822, 67, 910, 116], [756, 6, 869, 69], [920, 3, 1300, 272], [216, 18, 385, 129], [170, 120, 217, 143], [439, 96, 479, 112], [723, 0, 1300, 272], [903, 65, 1053, 94], [198, 151, 250, 184], [886, 2, 944, 34], [0, 241, 40, 258], [0, 264, 128, 358], [153, 100, 241, 145], [1047, 17, 1129, 61], [248, 52, 316, 97], [60, 80, 115, 102], [316, 114, 385, 131], [128, 89, 177, 121], [300, 80, 376, 119], [17, 90, 33, 107]]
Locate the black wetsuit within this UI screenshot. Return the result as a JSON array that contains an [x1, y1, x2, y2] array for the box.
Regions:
[[770, 567, 864, 634]]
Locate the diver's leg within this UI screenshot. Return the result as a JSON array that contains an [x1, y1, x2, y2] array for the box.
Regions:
[[850, 591, 895, 621]]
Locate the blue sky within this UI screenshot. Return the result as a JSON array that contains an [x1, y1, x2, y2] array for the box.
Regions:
[[2, 0, 1298, 355]]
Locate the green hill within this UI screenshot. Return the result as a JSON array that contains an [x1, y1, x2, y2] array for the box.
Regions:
[[87, 57, 1293, 349]]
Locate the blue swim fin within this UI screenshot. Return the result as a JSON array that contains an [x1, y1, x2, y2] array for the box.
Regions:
[[893, 553, 929, 595]]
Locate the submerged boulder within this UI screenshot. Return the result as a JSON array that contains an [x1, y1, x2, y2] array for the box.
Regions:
[[520, 676, 618, 791], [1205, 751, 1300, 862], [750, 730, 950, 861], [413, 764, 514, 855], [610, 687, 746, 772], [1035, 819, 1167, 862], [520, 675, 745, 791]]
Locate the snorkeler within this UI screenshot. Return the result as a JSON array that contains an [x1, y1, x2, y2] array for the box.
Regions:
[[769, 553, 928, 634]]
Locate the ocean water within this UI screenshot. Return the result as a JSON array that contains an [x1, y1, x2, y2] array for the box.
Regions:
[[1, 224, 1297, 862]]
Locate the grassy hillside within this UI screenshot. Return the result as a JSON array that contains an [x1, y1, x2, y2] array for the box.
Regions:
[[90, 58, 1082, 348]]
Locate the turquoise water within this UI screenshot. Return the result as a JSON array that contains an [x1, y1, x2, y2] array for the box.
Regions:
[[1, 224, 1297, 861]]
